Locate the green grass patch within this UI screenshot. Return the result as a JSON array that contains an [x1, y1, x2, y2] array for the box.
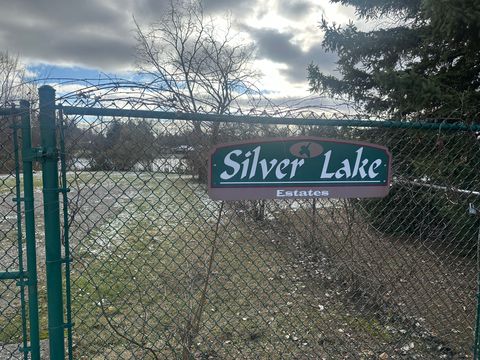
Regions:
[[0, 314, 23, 343], [0, 171, 443, 358], [0, 174, 43, 194], [69, 173, 346, 358], [346, 316, 393, 343]]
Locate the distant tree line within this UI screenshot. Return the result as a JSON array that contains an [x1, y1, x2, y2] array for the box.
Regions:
[[63, 119, 188, 173], [63, 117, 286, 176]]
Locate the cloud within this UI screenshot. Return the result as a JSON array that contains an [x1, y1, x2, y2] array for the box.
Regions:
[[203, 0, 257, 14], [277, 0, 320, 19], [0, 0, 254, 71], [0, 0, 340, 100], [0, 0, 137, 71], [243, 26, 300, 63], [240, 25, 337, 84]]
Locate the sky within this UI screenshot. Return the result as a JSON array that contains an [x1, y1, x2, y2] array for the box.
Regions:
[[0, 0, 357, 104]]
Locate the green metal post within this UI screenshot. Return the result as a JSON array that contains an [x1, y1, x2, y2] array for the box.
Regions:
[[20, 100, 41, 360], [39, 85, 65, 359], [474, 219, 480, 359], [58, 107, 73, 360], [476, 280, 480, 359], [12, 115, 28, 360]]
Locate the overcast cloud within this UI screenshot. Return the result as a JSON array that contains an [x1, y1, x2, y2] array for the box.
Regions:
[[0, 0, 349, 95]]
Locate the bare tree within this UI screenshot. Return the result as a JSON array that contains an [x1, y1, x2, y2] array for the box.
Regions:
[[132, 4, 256, 357], [134, 0, 257, 112], [134, 0, 258, 144], [0, 52, 32, 106], [0, 52, 36, 174]]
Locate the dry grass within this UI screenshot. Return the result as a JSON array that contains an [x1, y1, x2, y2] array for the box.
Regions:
[[269, 199, 475, 358], [69, 174, 462, 358], [1, 172, 473, 359]]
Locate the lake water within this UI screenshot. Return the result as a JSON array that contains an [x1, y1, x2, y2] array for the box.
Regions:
[[71, 157, 190, 173]]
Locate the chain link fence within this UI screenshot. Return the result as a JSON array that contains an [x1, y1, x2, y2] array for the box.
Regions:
[[0, 102, 44, 360], [56, 84, 480, 359], [1, 83, 480, 359], [0, 105, 34, 359], [0, 107, 23, 358]]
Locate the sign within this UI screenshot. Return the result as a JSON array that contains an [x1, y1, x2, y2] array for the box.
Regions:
[[208, 137, 391, 200]]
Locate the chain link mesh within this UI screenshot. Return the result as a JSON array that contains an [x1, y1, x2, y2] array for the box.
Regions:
[[2, 82, 480, 359], [1, 104, 45, 360], [55, 85, 480, 359], [0, 107, 28, 359]]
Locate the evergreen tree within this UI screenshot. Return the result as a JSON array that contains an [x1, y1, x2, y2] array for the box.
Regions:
[[308, 0, 480, 121]]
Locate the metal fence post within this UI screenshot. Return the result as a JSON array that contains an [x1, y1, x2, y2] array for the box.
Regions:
[[471, 203, 480, 359], [39, 85, 65, 359], [20, 100, 41, 359], [475, 222, 480, 360], [11, 110, 29, 360]]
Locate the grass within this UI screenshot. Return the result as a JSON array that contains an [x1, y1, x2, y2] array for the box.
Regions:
[[0, 173, 43, 194], [0, 314, 23, 343], [66, 172, 442, 359], [0, 171, 72, 351], [272, 200, 476, 357], [345, 317, 393, 343], [68, 174, 335, 358], [1, 171, 465, 358], [0, 291, 49, 344]]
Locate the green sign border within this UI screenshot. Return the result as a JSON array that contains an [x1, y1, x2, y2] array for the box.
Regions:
[[208, 137, 392, 200]]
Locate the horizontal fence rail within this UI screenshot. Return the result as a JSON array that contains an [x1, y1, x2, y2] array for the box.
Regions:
[[60, 105, 480, 131]]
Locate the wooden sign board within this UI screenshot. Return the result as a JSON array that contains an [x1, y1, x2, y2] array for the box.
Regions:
[[208, 137, 391, 200]]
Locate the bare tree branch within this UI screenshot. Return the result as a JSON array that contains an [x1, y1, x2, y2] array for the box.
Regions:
[[0, 52, 34, 105], [134, 0, 259, 118]]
